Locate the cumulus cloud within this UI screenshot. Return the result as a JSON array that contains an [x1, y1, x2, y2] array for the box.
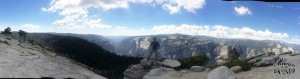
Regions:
[[43, 0, 129, 12], [43, 0, 115, 29], [175, 0, 206, 13], [162, 3, 180, 14], [162, 0, 205, 14], [131, 0, 206, 14], [152, 24, 288, 40], [42, 0, 206, 29], [234, 6, 252, 15]]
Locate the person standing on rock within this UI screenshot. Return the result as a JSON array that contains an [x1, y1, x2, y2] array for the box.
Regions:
[[147, 38, 160, 61]]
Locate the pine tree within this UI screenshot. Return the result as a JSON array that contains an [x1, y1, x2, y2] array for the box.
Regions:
[[1, 27, 12, 35], [229, 48, 240, 62], [18, 30, 27, 40]]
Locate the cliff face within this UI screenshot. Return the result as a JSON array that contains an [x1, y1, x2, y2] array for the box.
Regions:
[[114, 34, 297, 60]]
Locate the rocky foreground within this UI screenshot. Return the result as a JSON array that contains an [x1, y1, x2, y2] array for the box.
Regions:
[[124, 53, 300, 79], [0, 35, 106, 78]]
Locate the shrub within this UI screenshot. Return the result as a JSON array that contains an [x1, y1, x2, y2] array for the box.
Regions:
[[28, 39, 35, 44], [223, 60, 251, 71], [178, 55, 210, 69]]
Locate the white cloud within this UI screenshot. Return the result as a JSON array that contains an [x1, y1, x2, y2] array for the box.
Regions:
[[43, 0, 114, 29], [41, 8, 47, 11], [114, 26, 128, 29], [285, 38, 300, 44], [162, 0, 205, 14], [152, 24, 288, 40], [130, 0, 155, 3], [18, 24, 57, 33], [175, 0, 205, 13], [42, 0, 206, 13], [286, 35, 300, 44], [82, 0, 129, 10], [43, 0, 129, 12], [54, 27, 154, 36], [292, 38, 300, 42], [131, 0, 206, 14], [162, 3, 180, 14], [20, 24, 40, 29], [234, 6, 252, 15], [42, 0, 206, 29]]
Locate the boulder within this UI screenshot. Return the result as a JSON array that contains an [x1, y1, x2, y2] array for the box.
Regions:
[[140, 59, 153, 67], [190, 66, 205, 72], [161, 59, 181, 68], [227, 76, 238, 79], [140, 59, 164, 67], [179, 69, 188, 74], [123, 64, 149, 79], [248, 58, 262, 64], [253, 56, 278, 67], [230, 66, 242, 73], [208, 66, 237, 79], [143, 67, 182, 79]]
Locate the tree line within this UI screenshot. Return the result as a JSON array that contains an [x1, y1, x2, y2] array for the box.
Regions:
[[1, 27, 27, 40], [27, 33, 143, 79]]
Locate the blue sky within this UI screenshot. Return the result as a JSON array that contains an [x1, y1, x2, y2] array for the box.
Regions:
[[0, 0, 300, 44]]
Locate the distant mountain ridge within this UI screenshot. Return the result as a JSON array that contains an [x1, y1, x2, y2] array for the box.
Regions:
[[108, 34, 299, 60], [51, 33, 300, 60], [50, 33, 116, 53]]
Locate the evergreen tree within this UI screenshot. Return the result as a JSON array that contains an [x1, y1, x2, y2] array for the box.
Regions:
[[229, 48, 240, 62], [18, 30, 27, 40], [1, 27, 12, 35]]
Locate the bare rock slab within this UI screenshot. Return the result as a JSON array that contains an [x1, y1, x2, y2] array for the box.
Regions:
[[208, 66, 237, 79]]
